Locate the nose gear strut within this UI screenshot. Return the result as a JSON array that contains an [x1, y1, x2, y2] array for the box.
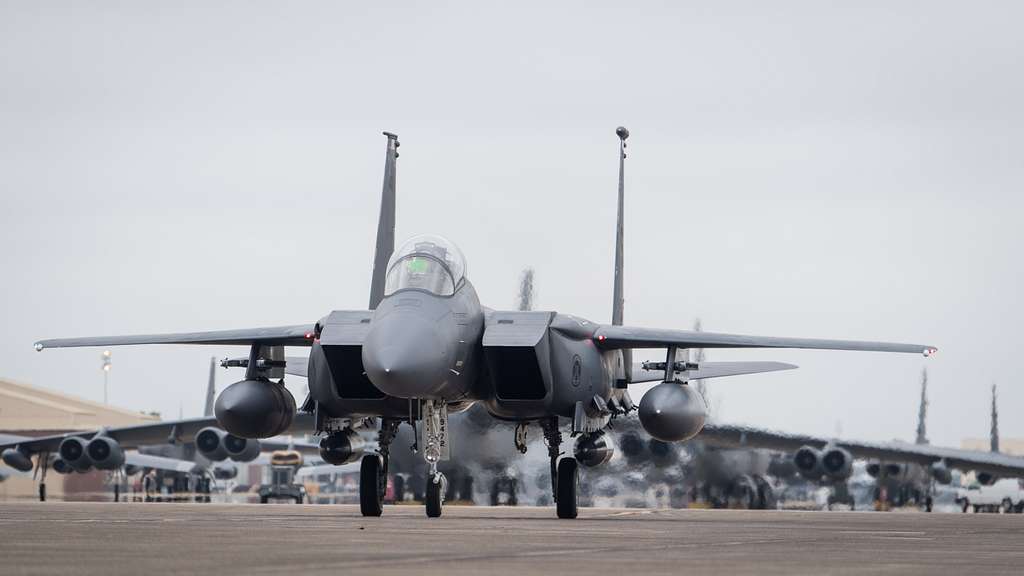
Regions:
[[423, 400, 449, 518]]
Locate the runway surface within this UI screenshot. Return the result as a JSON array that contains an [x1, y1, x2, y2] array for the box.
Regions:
[[2, 502, 1022, 575]]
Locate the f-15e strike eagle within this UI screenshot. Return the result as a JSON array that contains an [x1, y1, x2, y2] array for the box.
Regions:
[[31, 128, 937, 518]]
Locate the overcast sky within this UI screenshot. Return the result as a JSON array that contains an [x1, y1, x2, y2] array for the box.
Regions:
[[1, 1, 1021, 448]]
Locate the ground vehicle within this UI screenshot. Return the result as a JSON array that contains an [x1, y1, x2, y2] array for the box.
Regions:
[[956, 479, 1024, 513], [258, 450, 306, 504]]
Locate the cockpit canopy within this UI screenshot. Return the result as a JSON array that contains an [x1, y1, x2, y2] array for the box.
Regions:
[[384, 234, 467, 297]]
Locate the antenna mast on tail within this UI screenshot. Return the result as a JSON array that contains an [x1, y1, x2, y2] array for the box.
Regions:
[[368, 132, 400, 310]]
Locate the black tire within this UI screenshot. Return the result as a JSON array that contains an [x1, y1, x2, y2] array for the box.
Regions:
[[556, 457, 579, 519], [296, 495, 304, 505], [360, 454, 384, 517], [260, 495, 268, 504], [961, 499, 970, 513], [426, 476, 443, 518], [1002, 499, 1013, 514], [393, 475, 406, 503]]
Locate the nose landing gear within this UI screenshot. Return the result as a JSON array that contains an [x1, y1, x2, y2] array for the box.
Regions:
[[422, 400, 449, 518], [425, 472, 447, 518]]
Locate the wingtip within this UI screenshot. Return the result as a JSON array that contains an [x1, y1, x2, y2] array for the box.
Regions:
[[33, 342, 44, 352], [923, 347, 938, 358]]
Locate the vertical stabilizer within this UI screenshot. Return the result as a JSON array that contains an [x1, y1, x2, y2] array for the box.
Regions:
[[612, 127, 628, 326], [204, 356, 217, 417], [368, 132, 400, 310], [692, 318, 708, 401], [915, 368, 929, 445], [517, 268, 535, 312], [612, 127, 631, 386], [991, 383, 999, 453]]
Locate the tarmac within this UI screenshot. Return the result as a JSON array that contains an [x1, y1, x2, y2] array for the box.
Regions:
[[1, 502, 1022, 575]]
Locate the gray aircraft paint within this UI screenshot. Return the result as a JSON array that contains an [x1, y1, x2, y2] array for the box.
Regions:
[[204, 356, 217, 418], [368, 133, 399, 311]]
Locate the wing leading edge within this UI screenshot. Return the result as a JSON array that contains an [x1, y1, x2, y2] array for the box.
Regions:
[[34, 324, 317, 351], [595, 325, 936, 356]]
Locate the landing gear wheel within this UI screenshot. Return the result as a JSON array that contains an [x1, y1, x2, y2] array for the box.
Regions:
[[1001, 498, 1013, 514], [260, 495, 268, 504], [360, 454, 384, 517], [295, 495, 304, 505], [556, 457, 579, 519], [426, 474, 445, 518]]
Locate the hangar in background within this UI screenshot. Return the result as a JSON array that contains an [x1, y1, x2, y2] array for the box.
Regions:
[[0, 378, 158, 437], [0, 378, 158, 500]]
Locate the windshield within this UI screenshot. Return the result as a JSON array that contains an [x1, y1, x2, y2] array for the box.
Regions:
[[384, 234, 466, 297]]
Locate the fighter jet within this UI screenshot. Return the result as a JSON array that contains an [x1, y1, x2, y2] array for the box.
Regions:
[[33, 128, 936, 518], [0, 357, 323, 501]]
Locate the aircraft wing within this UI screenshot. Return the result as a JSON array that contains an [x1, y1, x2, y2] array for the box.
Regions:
[[630, 361, 797, 383], [594, 325, 936, 356], [0, 414, 316, 457], [698, 424, 1024, 479], [34, 324, 317, 351], [125, 452, 203, 474]]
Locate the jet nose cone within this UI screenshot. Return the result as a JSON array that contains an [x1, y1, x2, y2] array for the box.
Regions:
[[362, 314, 449, 399]]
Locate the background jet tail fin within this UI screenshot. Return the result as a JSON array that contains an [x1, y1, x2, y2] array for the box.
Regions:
[[517, 268, 535, 312], [991, 383, 1000, 453], [204, 356, 216, 417], [915, 368, 929, 445], [368, 131, 400, 310]]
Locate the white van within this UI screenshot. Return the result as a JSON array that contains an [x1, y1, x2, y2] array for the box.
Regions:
[[956, 479, 1024, 513]]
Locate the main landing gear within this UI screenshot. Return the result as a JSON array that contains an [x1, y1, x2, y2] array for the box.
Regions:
[[34, 451, 50, 502], [542, 417, 578, 519], [360, 419, 400, 517]]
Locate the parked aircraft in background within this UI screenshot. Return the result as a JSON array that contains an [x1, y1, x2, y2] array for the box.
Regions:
[[33, 128, 936, 519], [0, 358, 322, 501]]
